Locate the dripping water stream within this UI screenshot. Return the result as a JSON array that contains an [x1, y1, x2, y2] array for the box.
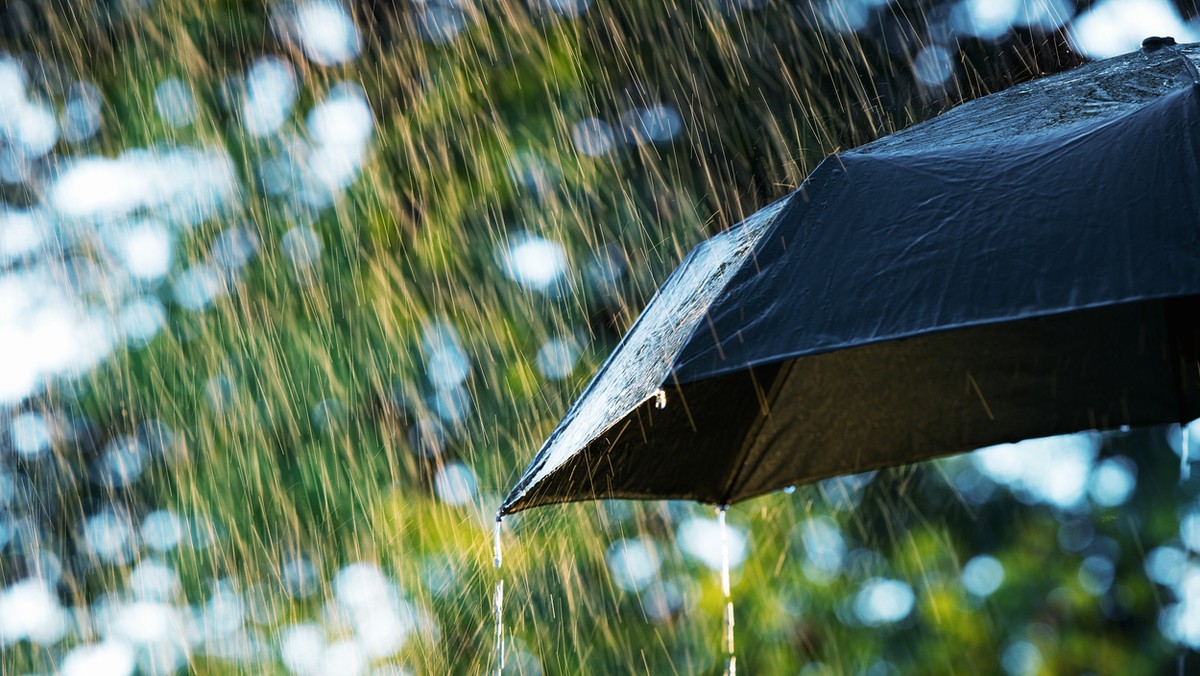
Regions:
[[718, 506, 735, 676], [494, 515, 505, 674]]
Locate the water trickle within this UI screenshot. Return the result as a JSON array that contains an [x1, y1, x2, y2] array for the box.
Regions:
[[493, 515, 505, 674], [653, 388, 667, 409], [718, 506, 735, 675], [494, 516, 503, 569]]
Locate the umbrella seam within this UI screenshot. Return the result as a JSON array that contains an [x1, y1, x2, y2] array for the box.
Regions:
[[717, 359, 798, 506]]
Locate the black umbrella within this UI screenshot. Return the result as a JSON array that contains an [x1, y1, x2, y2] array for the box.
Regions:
[[500, 40, 1200, 518]]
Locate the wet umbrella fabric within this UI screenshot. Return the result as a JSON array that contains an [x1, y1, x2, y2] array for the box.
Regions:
[[501, 44, 1200, 516]]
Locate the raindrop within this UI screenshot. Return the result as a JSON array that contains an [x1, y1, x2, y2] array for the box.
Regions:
[[154, 77, 197, 128], [652, 389, 667, 409]]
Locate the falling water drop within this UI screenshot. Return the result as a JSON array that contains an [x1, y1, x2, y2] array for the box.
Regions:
[[493, 515, 505, 674], [653, 388, 667, 409], [718, 506, 735, 675]]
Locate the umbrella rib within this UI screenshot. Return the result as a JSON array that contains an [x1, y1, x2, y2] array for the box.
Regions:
[[716, 359, 798, 506]]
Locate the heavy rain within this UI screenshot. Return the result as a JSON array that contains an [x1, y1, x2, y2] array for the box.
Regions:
[[1, 0, 1200, 674]]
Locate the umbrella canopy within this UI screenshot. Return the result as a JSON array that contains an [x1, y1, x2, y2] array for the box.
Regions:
[[500, 42, 1200, 517]]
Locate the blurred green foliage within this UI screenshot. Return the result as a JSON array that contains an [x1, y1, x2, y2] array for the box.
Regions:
[[0, 0, 1193, 674]]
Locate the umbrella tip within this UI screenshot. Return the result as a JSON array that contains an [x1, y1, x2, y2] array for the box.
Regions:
[[1142, 36, 1177, 52]]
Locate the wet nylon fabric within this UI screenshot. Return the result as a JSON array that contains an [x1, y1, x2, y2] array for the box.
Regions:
[[501, 45, 1200, 516], [674, 79, 1200, 380]]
